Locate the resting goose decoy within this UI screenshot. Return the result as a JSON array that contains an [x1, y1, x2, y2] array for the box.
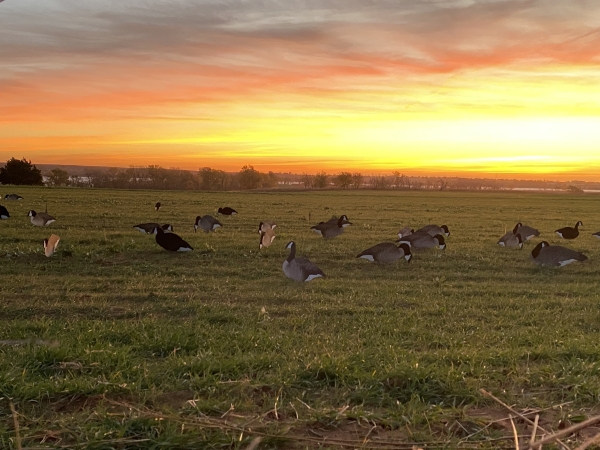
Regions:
[[218, 207, 237, 216], [357, 242, 412, 263], [593, 231, 600, 239], [43, 234, 60, 257], [155, 202, 161, 211], [194, 215, 222, 233], [398, 232, 446, 250], [530, 241, 587, 266], [497, 232, 523, 249], [397, 227, 414, 239], [282, 241, 325, 282], [0, 205, 9, 219], [258, 221, 276, 249], [555, 221, 583, 239], [28, 210, 55, 227], [513, 222, 540, 241], [4, 194, 23, 201], [133, 223, 173, 234], [311, 215, 352, 239], [416, 224, 450, 237], [153, 226, 193, 252]]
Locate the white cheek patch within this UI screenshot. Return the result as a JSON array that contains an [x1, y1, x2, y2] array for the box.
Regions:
[[359, 254, 375, 261], [439, 244, 447, 250], [404, 255, 411, 261], [305, 274, 323, 281], [558, 259, 577, 266]]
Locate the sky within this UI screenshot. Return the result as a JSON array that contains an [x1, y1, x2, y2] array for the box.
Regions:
[[1, 0, 600, 180]]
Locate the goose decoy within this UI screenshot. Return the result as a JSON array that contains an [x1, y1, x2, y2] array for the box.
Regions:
[[416, 224, 450, 237], [282, 241, 325, 282], [4, 194, 23, 201], [28, 210, 55, 226], [218, 207, 237, 216], [0, 205, 9, 219], [133, 223, 173, 234], [497, 232, 523, 249], [155, 202, 161, 211], [513, 222, 540, 241], [396, 227, 414, 239], [593, 232, 600, 239], [258, 222, 276, 249], [398, 232, 446, 250], [152, 226, 193, 252], [43, 234, 60, 257], [310, 215, 352, 239], [555, 221, 583, 239], [530, 241, 587, 266], [194, 215, 222, 233], [357, 242, 412, 263]]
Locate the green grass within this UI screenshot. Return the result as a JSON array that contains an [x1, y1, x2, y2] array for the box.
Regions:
[[1, 187, 600, 449]]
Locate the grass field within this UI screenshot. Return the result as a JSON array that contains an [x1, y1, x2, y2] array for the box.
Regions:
[[1, 186, 600, 449]]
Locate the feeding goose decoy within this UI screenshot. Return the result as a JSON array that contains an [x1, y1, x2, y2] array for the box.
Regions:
[[133, 223, 173, 234], [258, 221, 276, 249], [153, 226, 193, 252], [513, 222, 540, 241], [155, 202, 161, 211], [357, 242, 412, 263], [4, 194, 23, 201], [43, 234, 60, 257], [194, 215, 222, 233], [0, 205, 9, 219], [282, 241, 325, 282], [218, 207, 237, 216], [398, 232, 446, 250], [530, 241, 587, 266], [397, 227, 414, 239], [416, 224, 450, 237], [310, 215, 352, 239], [555, 221, 583, 239], [497, 232, 524, 249], [28, 210, 55, 226], [593, 232, 600, 239]]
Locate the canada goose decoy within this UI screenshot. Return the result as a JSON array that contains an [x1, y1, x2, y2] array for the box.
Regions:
[[324, 214, 351, 225], [218, 207, 237, 216], [133, 223, 173, 234], [497, 232, 523, 249], [397, 227, 414, 239], [258, 221, 276, 249], [357, 242, 412, 263], [513, 222, 540, 241], [530, 241, 587, 266], [155, 202, 161, 211], [152, 226, 193, 252], [398, 232, 446, 250], [555, 221, 583, 239], [593, 232, 600, 239], [43, 234, 60, 257], [282, 241, 325, 282], [0, 205, 9, 219], [310, 215, 352, 239], [28, 210, 55, 226], [194, 215, 222, 233], [416, 224, 450, 237], [4, 194, 23, 201]]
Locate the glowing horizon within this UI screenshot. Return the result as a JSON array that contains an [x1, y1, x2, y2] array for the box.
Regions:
[[2, 1, 600, 181]]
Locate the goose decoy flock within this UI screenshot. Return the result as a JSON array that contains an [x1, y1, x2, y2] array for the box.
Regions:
[[218, 207, 237, 216], [283, 241, 325, 282], [133, 223, 173, 234], [194, 215, 222, 233], [555, 221, 583, 239], [4, 193, 23, 201], [0, 205, 9, 219], [28, 210, 55, 227], [43, 234, 60, 257]]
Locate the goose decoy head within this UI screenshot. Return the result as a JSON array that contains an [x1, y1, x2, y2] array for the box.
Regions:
[[399, 243, 412, 262], [516, 233, 523, 250], [434, 234, 446, 250]]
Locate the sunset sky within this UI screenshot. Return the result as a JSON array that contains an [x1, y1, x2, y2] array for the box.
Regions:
[[1, 0, 600, 180]]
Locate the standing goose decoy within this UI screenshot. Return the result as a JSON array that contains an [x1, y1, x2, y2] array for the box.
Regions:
[[497, 232, 523, 249], [258, 222, 277, 249], [0, 205, 9, 219], [218, 207, 237, 216], [133, 223, 173, 234], [555, 221, 583, 239], [28, 210, 55, 226], [513, 222, 540, 241], [194, 215, 222, 233], [530, 241, 587, 266], [593, 232, 600, 239], [4, 194, 23, 201], [416, 224, 450, 237], [153, 226, 193, 252], [155, 202, 161, 211], [357, 242, 412, 263], [310, 215, 352, 239], [398, 232, 446, 250], [43, 234, 60, 257], [282, 241, 325, 282], [397, 227, 414, 239]]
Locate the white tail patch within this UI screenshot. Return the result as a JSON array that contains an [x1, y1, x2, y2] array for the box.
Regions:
[[45, 219, 56, 225], [311, 229, 322, 235], [212, 224, 221, 229], [556, 232, 563, 238], [341, 223, 351, 228], [134, 227, 147, 233], [178, 247, 193, 252], [0, 215, 8, 220], [359, 254, 375, 261], [305, 274, 323, 281], [558, 259, 577, 266], [498, 242, 505, 247]]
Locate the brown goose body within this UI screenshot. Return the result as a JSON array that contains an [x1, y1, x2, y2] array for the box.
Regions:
[[310, 215, 352, 239], [44, 234, 60, 257], [555, 221, 583, 239], [282, 241, 325, 282], [530, 241, 587, 266], [497, 232, 523, 249], [513, 222, 539, 241], [28, 210, 55, 226], [416, 224, 450, 237], [258, 221, 277, 249], [357, 242, 412, 263], [398, 232, 446, 250]]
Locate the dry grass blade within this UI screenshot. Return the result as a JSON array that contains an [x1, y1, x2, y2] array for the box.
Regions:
[[530, 414, 539, 448], [510, 415, 520, 450], [529, 416, 600, 449], [10, 402, 22, 450], [244, 437, 262, 450]]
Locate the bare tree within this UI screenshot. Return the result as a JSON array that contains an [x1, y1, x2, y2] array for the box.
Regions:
[[352, 173, 363, 189], [313, 171, 329, 189], [336, 172, 353, 189]]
